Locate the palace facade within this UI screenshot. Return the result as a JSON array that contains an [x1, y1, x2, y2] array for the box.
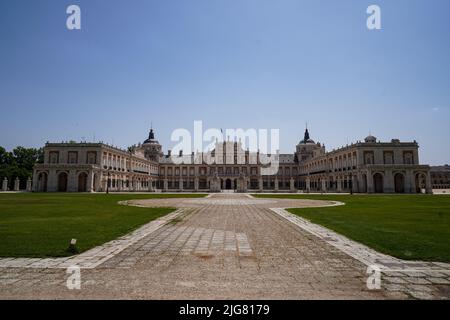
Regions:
[[33, 128, 433, 194]]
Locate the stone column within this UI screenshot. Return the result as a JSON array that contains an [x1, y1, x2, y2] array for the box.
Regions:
[[352, 175, 358, 193], [321, 179, 327, 193], [97, 173, 103, 192], [405, 170, 413, 194], [290, 177, 295, 193], [14, 177, 20, 191], [32, 171, 38, 192], [148, 178, 154, 192], [258, 177, 263, 192], [384, 170, 394, 193], [425, 172, 433, 194], [2, 178, 8, 191], [179, 178, 183, 192], [337, 177, 342, 192], [367, 172, 374, 193], [87, 171, 94, 193], [47, 170, 57, 192], [306, 177, 311, 193], [274, 177, 279, 192], [26, 178, 32, 192], [163, 179, 168, 192], [68, 170, 77, 192], [194, 177, 199, 192]]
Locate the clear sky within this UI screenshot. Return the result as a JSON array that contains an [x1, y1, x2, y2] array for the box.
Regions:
[[0, 0, 449, 165]]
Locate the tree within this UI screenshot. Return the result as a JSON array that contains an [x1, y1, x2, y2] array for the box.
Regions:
[[0, 146, 43, 190]]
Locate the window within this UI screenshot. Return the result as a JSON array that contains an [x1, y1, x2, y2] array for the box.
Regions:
[[86, 151, 97, 164], [364, 152, 374, 165], [383, 152, 394, 165], [68, 151, 78, 164], [49, 151, 59, 164], [403, 152, 414, 165]]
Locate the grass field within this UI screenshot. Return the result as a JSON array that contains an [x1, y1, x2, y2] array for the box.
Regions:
[[0, 193, 206, 258], [253, 194, 450, 262]]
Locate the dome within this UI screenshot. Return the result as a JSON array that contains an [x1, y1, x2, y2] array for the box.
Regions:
[[299, 128, 315, 144], [300, 138, 315, 144], [143, 129, 160, 145], [364, 135, 377, 143]]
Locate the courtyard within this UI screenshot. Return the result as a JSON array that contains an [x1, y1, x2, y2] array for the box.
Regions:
[[0, 193, 449, 299]]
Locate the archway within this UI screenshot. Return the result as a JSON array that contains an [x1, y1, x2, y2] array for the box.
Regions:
[[37, 172, 48, 192], [58, 172, 68, 192], [225, 179, 232, 190], [373, 173, 384, 193], [78, 172, 88, 192], [394, 173, 405, 193], [415, 173, 426, 194]]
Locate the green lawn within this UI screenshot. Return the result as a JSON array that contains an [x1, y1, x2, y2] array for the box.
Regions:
[[0, 193, 206, 258], [253, 194, 450, 262]]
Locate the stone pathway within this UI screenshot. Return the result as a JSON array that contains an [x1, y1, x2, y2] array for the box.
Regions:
[[273, 208, 450, 300], [0, 193, 448, 299]]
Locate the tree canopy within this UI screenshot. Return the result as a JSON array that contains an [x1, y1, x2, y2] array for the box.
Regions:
[[0, 146, 43, 189]]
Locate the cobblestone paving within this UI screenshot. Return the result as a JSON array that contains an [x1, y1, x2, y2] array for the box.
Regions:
[[273, 207, 450, 300], [0, 194, 448, 299]]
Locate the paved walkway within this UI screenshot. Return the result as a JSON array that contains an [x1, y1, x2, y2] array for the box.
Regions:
[[0, 194, 448, 299]]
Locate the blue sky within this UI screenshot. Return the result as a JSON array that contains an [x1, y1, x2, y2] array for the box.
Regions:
[[0, 0, 449, 164]]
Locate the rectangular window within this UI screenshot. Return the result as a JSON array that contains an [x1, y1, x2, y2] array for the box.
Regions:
[[383, 151, 394, 165], [364, 151, 375, 165], [86, 151, 97, 164], [49, 151, 59, 164], [403, 151, 414, 165], [68, 151, 78, 164]]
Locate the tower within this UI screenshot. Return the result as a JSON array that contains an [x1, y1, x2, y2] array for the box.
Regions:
[[296, 127, 319, 162], [142, 128, 163, 162]]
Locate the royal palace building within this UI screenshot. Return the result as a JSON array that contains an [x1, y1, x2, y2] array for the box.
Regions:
[[32, 128, 433, 194]]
